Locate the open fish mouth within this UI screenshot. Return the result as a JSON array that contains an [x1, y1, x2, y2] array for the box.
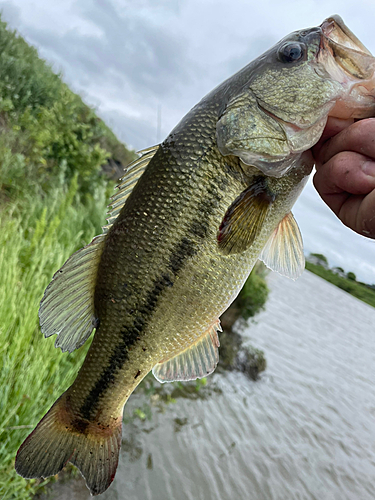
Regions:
[[319, 15, 375, 118], [322, 15, 372, 57]]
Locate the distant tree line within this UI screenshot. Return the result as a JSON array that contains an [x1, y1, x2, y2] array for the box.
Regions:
[[306, 253, 375, 307]]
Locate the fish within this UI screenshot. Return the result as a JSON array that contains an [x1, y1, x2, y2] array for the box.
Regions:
[[15, 15, 375, 496]]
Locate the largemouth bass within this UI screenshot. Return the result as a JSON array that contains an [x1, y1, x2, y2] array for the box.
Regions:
[[15, 16, 375, 495]]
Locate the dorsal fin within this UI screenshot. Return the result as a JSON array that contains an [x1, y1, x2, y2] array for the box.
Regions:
[[40, 145, 159, 352], [104, 145, 159, 232], [259, 211, 305, 280], [152, 320, 221, 383]]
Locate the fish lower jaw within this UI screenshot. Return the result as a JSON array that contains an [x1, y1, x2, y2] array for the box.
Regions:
[[329, 89, 375, 119], [240, 151, 313, 179]]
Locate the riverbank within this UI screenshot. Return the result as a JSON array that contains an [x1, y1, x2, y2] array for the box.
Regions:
[[0, 16, 271, 499], [305, 261, 375, 308]]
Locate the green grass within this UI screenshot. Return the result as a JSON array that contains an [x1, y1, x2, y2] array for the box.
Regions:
[[0, 15, 270, 499], [305, 262, 375, 308], [0, 182, 109, 499], [0, 14, 136, 204], [0, 13, 136, 499]]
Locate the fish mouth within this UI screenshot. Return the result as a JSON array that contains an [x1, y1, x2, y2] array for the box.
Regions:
[[321, 15, 372, 57], [319, 15, 375, 118]]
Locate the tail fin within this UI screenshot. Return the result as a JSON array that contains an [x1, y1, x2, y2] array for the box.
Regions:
[[15, 394, 122, 496]]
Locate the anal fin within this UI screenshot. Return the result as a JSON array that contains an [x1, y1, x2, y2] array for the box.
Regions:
[[152, 320, 222, 383]]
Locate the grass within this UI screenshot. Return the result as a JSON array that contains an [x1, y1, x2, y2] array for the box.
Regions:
[[0, 181, 109, 499], [0, 14, 269, 499], [0, 14, 135, 204], [305, 261, 375, 308]]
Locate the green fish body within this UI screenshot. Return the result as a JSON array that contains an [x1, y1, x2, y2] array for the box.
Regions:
[[16, 15, 375, 495]]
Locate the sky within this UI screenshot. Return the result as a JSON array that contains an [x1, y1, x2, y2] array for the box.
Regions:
[[1, 0, 375, 283]]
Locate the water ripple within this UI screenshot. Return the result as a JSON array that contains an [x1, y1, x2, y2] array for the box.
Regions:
[[102, 271, 375, 500]]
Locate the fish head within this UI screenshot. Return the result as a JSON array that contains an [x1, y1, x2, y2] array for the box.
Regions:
[[217, 16, 375, 177]]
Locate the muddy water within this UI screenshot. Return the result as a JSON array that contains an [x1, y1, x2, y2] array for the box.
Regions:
[[59, 271, 375, 500]]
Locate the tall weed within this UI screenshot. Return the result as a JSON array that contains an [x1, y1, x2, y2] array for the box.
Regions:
[[0, 182, 109, 499]]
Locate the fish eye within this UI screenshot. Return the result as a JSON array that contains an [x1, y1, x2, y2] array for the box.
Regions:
[[278, 43, 305, 63]]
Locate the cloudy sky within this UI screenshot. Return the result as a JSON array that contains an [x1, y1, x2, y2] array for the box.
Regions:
[[1, 0, 375, 282]]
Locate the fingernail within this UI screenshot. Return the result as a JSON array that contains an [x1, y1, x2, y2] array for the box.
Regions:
[[361, 161, 375, 177]]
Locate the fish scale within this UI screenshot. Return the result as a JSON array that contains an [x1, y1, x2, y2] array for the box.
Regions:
[[65, 118, 308, 423], [15, 15, 375, 496]]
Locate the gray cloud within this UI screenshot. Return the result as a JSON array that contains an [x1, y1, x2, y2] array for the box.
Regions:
[[99, 107, 159, 152], [24, 1, 194, 98], [0, 1, 20, 26]]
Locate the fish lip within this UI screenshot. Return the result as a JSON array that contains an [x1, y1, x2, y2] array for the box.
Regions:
[[317, 16, 375, 120], [319, 15, 375, 81], [321, 15, 372, 56]]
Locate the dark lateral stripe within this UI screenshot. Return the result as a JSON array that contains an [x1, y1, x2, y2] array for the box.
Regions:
[[80, 246, 197, 419], [79, 172, 226, 419]]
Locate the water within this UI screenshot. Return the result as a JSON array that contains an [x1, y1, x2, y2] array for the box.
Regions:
[[99, 271, 375, 500]]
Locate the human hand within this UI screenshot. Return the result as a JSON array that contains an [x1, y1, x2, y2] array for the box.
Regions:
[[312, 117, 375, 239]]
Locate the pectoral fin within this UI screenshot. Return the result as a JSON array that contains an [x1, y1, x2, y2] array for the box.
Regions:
[[152, 320, 221, 383], [218, 177, 276, 255], [259, 212, 305, 280]]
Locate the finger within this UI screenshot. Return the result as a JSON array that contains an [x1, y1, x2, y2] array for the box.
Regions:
[[315, 118, 375, 166], [339, 189, 375, 238], [313, 151, 375, 198], [313, 151, 375, 236], [312, 117, 354, 160], [319, 116, 354, 142]]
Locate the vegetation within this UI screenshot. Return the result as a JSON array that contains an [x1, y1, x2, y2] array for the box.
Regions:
[[0, 15, 135, 204], [0, 15, 269, 499], [306, 255, 375, 308], [0, 14, 136, 499], [309, 252, 328, 267]]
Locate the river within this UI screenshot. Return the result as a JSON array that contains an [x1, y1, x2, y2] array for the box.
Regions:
[[59, 270, 375, 500]]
